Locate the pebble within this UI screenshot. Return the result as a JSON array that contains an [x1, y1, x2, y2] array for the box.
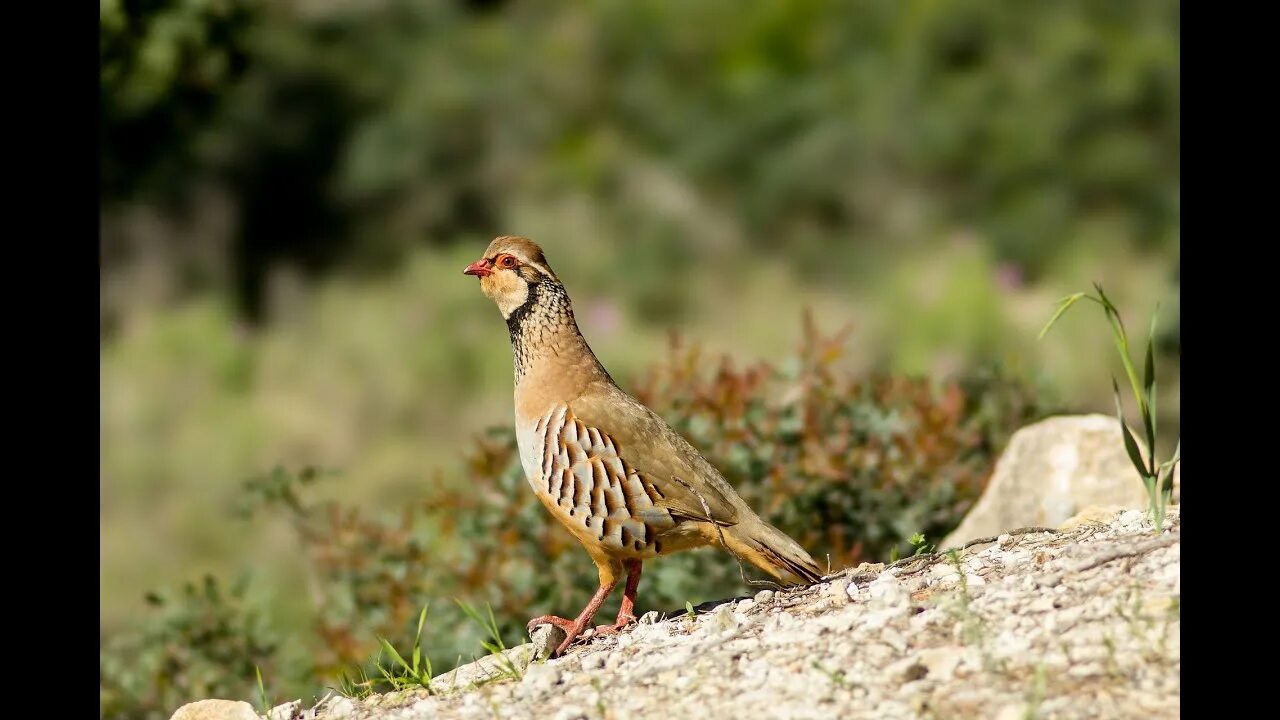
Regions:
[[520, 662, 561, 696]]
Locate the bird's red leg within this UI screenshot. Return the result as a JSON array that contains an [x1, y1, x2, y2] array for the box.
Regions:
[[594, 559, 642, 635], [526, 578, 618, 656]]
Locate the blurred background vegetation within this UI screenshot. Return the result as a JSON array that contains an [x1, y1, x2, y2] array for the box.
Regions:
[[100, 0, 1178, 717]]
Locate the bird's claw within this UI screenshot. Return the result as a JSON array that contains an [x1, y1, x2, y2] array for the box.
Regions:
[[526, 615, 576, 634], [592, 613, 637, 636]]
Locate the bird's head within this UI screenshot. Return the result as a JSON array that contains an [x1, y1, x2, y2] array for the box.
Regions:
[[463, 236, 562, 319]]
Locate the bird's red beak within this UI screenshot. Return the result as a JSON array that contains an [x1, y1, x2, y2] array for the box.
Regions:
[[463, 258, 493, 277]]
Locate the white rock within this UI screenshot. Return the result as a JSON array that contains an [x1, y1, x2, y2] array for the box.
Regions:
[[868, 574, 909, 610], [552, 705, 590, 720], [521, 662, 561, 694], [266, 700, 300, 720], [314, 695, 356, 720], [942, 415, 1152, 548], [169, 700, 259, 720], [1119, 509, 1145, 527], [930, 563, 959, 578], [879, 627, 908, 653], [994, 703, 1025, 720], [917, 646, 973, 682]]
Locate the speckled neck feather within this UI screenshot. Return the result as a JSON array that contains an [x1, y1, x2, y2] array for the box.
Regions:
[[506, 278, 593, 383]]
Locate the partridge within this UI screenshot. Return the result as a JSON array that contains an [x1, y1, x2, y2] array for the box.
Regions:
[[464, 236, 822, 656]]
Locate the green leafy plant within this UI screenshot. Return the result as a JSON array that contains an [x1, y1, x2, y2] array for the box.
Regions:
[[909, 532, 934, 556], [1040, 283, 1181, 530], [456, 600, 524, 682], [889, 533, 932, 563], [335, 666, 375, 701], [373, 605, 435, 694]]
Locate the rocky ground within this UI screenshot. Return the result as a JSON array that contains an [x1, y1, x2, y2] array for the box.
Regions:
[[237, 505, 1179, 720]]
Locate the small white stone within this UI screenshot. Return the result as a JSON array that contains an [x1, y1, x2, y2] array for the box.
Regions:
[[266, 700, 301, 720], [827, 579, 849, 600], [521, 662, 561, 693], [1026, 597, 1055, 613], [553, 706, 589, 720], [880, 627, 908, 653], [1120, 509, 1144, 527], [994, 703, 1025, 720], [321, 696, 356, 720], [1069, 662, 1107, 678], [169, 700, 260, 720], [916, 646, 971, 682]]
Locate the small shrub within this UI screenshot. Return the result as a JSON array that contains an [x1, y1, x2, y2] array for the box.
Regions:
[[99, 576, 282, 720]]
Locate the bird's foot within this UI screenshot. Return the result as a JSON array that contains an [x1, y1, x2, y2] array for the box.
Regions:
[[527, 614, 593, 657], [592, 612, 637, 637], [526, 615, 577, 635]]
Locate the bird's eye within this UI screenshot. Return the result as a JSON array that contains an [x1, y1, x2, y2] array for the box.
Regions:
[[499, 255, 517, 268]]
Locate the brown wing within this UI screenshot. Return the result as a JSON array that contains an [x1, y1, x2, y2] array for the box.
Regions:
[[567, 385, 742, 527], [534, 405, 678, 556]]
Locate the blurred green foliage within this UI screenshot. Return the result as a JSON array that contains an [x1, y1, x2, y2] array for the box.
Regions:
[[100, 0, 1178, 325], [99, 575, 285, 720]]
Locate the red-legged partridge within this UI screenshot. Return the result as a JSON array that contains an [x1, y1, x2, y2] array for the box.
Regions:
[[464, 236, 822, 656]]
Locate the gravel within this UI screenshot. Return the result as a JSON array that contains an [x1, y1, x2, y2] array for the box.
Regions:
[[264, 506, 1180, 720]]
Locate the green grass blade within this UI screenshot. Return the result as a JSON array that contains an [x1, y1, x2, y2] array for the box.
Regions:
[[486, 604, 506, 651], [379, 637, 412, 673], [1038, 292, 1086, 340], [255, 665, 269, 713], [456, 599, 481, 625], [416, 604, 429, 638], [1142, 307, 1158, 454], [1144, 308, 1158, 400], [1158, 440, 1179, 502], [1092, 285, 1144, 404], [1159, 457, 1177, 501], [1113, 378, 1150, 477]]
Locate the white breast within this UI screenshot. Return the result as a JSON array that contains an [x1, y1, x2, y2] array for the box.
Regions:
[[515, 405, 555, 493]]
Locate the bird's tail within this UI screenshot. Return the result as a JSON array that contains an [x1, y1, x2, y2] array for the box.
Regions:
[[720, 519, 824, 586]]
